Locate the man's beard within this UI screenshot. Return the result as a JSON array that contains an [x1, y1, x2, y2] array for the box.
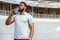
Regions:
[[19, 8, 24, 12]]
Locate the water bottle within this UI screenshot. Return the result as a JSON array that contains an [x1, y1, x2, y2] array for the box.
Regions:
[[15, 7, 20, 14]]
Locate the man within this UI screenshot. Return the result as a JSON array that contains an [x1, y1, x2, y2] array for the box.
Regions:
[[5, 2, 34, 40]]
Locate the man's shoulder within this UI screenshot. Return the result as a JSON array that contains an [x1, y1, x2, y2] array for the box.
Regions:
[[26, 13, 33, 19], [26, 13, 32, 17]]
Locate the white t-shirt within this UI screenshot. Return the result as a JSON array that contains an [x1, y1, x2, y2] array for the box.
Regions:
[[12, 12, 34, 39]]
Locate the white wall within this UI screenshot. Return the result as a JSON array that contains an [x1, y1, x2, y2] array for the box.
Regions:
[[0, 15, 14, 40], [0, 15, 60, 40], [33, 18, 60, 40]]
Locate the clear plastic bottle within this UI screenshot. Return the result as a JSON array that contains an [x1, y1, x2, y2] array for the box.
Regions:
[[15, 7, 20, 14]]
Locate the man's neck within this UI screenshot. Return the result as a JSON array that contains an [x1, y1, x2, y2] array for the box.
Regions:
[[20, 10, 25, 15]]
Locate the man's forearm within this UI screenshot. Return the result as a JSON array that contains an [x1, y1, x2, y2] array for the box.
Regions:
[[5, 11, 14, 25], [29, 23, 34, 40], [29, 29, 34, 39]]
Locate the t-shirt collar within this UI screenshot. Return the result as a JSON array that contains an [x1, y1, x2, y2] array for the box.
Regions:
[[18, 12, 27, 15]]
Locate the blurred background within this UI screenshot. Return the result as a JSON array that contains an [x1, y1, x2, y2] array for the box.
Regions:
[[0, 0, 60, 40], [0, 0, 60, 18]]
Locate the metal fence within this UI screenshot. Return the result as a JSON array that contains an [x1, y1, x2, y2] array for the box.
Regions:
[[30, 13, 60, 19], [0, 10, 10, 16], [0, 10, 60, 19]]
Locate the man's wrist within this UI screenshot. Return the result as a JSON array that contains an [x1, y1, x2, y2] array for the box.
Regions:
[[12, 11, 15, 13], [29, 37, 32, 40], [29, 37, 32, 39], [10, 11, 15, 15]]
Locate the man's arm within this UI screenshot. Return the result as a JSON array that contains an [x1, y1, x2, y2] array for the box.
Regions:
[[29, 22, 34, 40], [5, 9, 15, 25]]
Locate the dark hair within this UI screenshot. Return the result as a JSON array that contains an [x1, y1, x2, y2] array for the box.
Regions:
[[20, 2, 27, 7]]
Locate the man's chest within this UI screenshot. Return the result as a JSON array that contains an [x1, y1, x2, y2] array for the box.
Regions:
[[14, 15, 28, 23]]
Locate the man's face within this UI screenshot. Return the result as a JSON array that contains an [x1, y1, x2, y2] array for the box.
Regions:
[[19, 3, 26, 12]]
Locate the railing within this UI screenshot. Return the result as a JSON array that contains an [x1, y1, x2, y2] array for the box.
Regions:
[[30, 13, 60, 19], [0, 10, 60, 19], [0, 10, 10, 16]]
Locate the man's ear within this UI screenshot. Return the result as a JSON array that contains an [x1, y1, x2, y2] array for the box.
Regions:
[[25, 7, 26, 9]]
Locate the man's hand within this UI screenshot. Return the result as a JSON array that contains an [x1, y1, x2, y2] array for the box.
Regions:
[[29, 37, 32, 40], [10, 8, 16, 15]]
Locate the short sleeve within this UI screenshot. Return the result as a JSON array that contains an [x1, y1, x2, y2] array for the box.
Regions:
[[28, 15, 34, 24]]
